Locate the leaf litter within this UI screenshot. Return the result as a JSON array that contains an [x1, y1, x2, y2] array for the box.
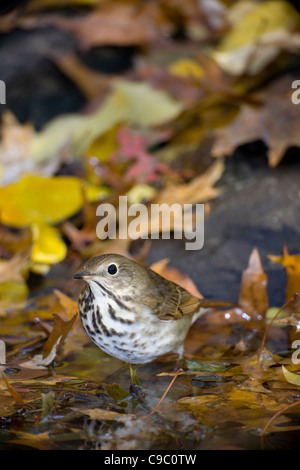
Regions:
[[0, 0, 300, 450]]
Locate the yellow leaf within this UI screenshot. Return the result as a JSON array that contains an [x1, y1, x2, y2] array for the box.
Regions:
[[126, 184, 157, 205], [268, 245, 300, 301], [112, 79, 184, 128], [0, 281, 28, 301], [0, 174, 83, 227], [31, 222, 67, 264], [82, 181, 111, 202], [30, 80, 184, 164], [282, 365, 300, 386], [168, 58, 204, 79], [85, 125, 119, 164], [212, 1, 300, 75]]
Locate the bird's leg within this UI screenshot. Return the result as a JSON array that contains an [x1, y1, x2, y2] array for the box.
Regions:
[[174, 344, 188, 371], [175, 356, 188, 371], [129, 365, 141, 386], [129, 364, 146, 402]]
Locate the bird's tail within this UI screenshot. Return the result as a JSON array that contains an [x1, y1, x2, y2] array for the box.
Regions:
[[192, 299, 237, 324]]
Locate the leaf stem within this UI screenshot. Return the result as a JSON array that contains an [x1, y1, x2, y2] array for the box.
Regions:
[[258, 293, 298, 362]]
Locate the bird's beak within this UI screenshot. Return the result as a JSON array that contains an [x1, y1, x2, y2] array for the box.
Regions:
[[73, 270, 92, 280]]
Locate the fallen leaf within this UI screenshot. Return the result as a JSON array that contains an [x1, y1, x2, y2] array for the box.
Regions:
[[212, 1, 300, 75], [269, 245, 300, 302], [238, 247, 269, 317], [212, 75, 300, 166], [282, 365, 300, 386], [72, 407, 134, 422], [2, 372, 25, 406], [54, 289, 78, 319], [0, 250, 31, 284], [29, 79, 184, 165], [53, 53, 112, 101], [110, 126, 175, 184], [8, 431, 55, 450], [0, 174, 83, 228], [41, 390, 55, 419], [153, 159, 224, 206], [31, 221, 67, 265], [168, 58, 205, 79], [0, 111, 68, 185], [41, 313, 77, 365], [39, 1, 173, 49]]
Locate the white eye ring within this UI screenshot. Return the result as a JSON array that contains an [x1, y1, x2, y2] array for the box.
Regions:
[[107, 264, 118, 275]]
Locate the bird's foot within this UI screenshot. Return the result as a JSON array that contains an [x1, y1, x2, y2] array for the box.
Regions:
[[174, 357, 188, 371]]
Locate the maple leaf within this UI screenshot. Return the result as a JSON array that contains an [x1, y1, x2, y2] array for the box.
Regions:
[[268, 244, 300, 303], [211, 75, 300, 167], [110, 126, 174, 183]]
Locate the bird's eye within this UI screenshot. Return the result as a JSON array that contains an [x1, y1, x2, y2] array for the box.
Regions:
[[107, 264, 118, 275]]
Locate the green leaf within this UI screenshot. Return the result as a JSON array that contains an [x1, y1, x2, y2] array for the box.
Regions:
[[185, 360, 230, 372], [41, 391, 55, 419]]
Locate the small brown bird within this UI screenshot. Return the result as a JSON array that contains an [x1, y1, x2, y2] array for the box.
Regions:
[[73, 253, 225, 365]]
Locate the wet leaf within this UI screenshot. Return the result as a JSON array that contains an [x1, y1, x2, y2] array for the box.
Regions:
[[8, 431, 55, 450], [238, 247, 269, 317], [41, 313, 77, 365], [41, 390, 55, 419], [185, 360, 230, 373], [103, 383, 131, 402], [282, 365, 300, 386], [72, 407, 134, 422], [2, 372, 25, 406]]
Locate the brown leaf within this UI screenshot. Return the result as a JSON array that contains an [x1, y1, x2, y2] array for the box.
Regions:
[[42, 313, 77, 365], [2, 372, 25, 406], [54, 289, 78, 319], [44, 2, 173, 49], [53, 53, 112, 101], [0, 250, 31, 284], [72, 407, 134, 422], [212, 75, 300, 167], [8, 431, 55, 450], [154, 159, 224, 206], [238, 247, 269, 317]]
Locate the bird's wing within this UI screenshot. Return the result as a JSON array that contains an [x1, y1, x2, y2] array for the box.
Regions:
[[154, 285, 201, 321], [147, 269, 236, 321]]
